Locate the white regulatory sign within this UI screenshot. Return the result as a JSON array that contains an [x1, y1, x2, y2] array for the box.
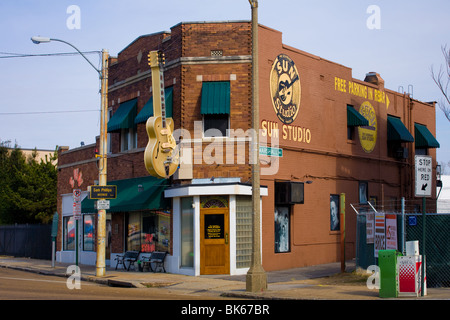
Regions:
[[415, 155, 432, 197], [97, 199, 110, 210]]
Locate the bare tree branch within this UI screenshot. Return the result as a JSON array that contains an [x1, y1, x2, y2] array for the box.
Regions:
[[431, 45, 450, 122]]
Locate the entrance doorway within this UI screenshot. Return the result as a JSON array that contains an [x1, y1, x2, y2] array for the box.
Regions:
[[200, 207, 230, 275]]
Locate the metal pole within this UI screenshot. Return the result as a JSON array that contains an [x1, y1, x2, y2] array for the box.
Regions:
[[246, 0, 267, 293], [421, 197, 426, 296], [76, 219, 79, 266], [340, 193, 346, 273], [401, 197, 405, 255], [96, 49, 109, 277], [52, 239, 55, 268]]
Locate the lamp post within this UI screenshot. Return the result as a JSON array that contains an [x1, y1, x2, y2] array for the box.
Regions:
[[31, 36, 109, 277], [246, 0, 267, 292]]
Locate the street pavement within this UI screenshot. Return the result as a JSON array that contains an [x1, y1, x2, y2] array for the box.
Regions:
[[0, 256, 449, 300]]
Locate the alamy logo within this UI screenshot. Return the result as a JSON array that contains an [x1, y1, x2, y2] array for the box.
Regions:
[[66, 5, 81, 30], [366, 265, 380, 289], [366, 5, 381, 30], [66, 265, 81, 289]]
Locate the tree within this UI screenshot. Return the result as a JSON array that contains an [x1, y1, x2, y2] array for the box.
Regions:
[[431, 45, 450, 121], [0, 141, 57, 224]]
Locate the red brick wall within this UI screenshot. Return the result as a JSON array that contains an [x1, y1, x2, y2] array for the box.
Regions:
[[56, 21, 439, 271]]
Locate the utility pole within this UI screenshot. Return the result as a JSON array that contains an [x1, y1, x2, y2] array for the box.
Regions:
[[30, 37, 109, 277], [246, 0, 267, 293], [96, 49, 109, 277]]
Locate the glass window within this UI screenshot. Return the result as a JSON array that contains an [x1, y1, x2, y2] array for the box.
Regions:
[[236, 196, 252, 268], [181, 197, 194, 268], [275, 206, 290, 253], [83, 214, 95, 251], [126, 211, 171, 253], [204, 114, 229, 137], [121, 127, 137, 151], [63, 216, 75, 251], [359, 182, 368, 204], [127, 213, 141, 251]]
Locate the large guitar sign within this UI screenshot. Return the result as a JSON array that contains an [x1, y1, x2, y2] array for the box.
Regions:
[[144, 51, 178, 178]]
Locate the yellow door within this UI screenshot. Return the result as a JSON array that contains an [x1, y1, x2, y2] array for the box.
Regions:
[[200, 208, 230, 275]]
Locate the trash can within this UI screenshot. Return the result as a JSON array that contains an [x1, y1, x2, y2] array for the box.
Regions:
[[378, 250, 401, 298]]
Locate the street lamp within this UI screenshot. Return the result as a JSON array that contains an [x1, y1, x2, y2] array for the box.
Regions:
[[31, 36, 109, 277]]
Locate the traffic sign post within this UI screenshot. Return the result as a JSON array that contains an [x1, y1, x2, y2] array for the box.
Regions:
[[414, 155, 432, 297], [73, 189, 82, 266]]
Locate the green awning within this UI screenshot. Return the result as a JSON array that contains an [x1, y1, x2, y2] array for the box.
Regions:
[[81, 176, 170, 213], [387, 116, 414, 142], [135, 87, 173, 124], [415, 123, 440, 148], [107, 99, 137, 132], [201, 82, 230, 115], [347, 106, 369, 127]]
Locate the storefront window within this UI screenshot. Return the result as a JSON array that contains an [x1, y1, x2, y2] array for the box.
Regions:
[[127, 211, 171, 253], [83, 214, 95, 251], [275, 206, 290, 253], [181, 197, 194, 268], [63, 216, 75, 251]]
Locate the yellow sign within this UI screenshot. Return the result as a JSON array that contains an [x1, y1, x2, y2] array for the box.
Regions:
[[334, 76, 390, 109], [270, 54, 301, 124], [261, 120, 312, 144], [358, 101, 377, 153]]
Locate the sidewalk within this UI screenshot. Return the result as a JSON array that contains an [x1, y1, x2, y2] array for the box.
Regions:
[[1, 256, 449, 300]]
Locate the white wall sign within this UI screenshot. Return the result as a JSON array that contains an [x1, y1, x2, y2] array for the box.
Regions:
[[415, 155, 432, 197]]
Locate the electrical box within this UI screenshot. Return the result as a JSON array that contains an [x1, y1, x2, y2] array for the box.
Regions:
[[378, 250, 401, 298]]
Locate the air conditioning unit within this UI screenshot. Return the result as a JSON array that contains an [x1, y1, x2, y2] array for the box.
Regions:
[[275, 181, 304, 205]]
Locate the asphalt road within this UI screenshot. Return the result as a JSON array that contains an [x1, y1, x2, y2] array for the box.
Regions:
[[0, 268, 232, 301]]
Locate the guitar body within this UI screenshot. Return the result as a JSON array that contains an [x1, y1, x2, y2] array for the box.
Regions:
[[144, 116, 178, 178]]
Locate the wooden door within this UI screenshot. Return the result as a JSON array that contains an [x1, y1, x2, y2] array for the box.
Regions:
[[200, 208, 230, 275]]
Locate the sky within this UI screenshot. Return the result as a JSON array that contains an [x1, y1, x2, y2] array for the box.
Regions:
[[0, 0, 449, 170]]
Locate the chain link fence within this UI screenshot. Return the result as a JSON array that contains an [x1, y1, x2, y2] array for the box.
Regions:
[[352, 199, 450, 288]]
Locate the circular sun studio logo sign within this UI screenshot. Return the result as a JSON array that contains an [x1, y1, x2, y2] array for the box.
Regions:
[[270, 54, 301, 124]]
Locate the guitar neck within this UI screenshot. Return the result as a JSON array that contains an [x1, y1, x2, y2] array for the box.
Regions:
[[149, 51, 169, 128], [159, 68, 167, 129]]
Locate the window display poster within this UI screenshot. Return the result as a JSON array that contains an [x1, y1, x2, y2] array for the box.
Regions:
[[330, 195, 340, 231], [374, 212, 385, 258], [275, 206, 290, 253], [385, 214, 397, 250], [366, 211, 374, 244]]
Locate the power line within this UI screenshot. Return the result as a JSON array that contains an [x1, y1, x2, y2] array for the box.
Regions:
[[0, 51, 101, 59]]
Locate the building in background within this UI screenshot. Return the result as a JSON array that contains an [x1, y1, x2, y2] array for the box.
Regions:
[[56, 21, 440, 275]]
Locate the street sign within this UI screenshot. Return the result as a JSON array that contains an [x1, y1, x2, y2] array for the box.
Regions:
[[90, 185, 117, 199], [415, 155, 432, 197], [97, 199, 110, 210], [259, 146, 283, 157], [408, 216, 417, 226], [73, 189, 81, 220]]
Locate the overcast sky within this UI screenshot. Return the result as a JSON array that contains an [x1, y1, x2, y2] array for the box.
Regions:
[[1, 0, 449, 169]]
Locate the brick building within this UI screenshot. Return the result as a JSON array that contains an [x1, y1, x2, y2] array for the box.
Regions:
[[56, 21, 440, 275]]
